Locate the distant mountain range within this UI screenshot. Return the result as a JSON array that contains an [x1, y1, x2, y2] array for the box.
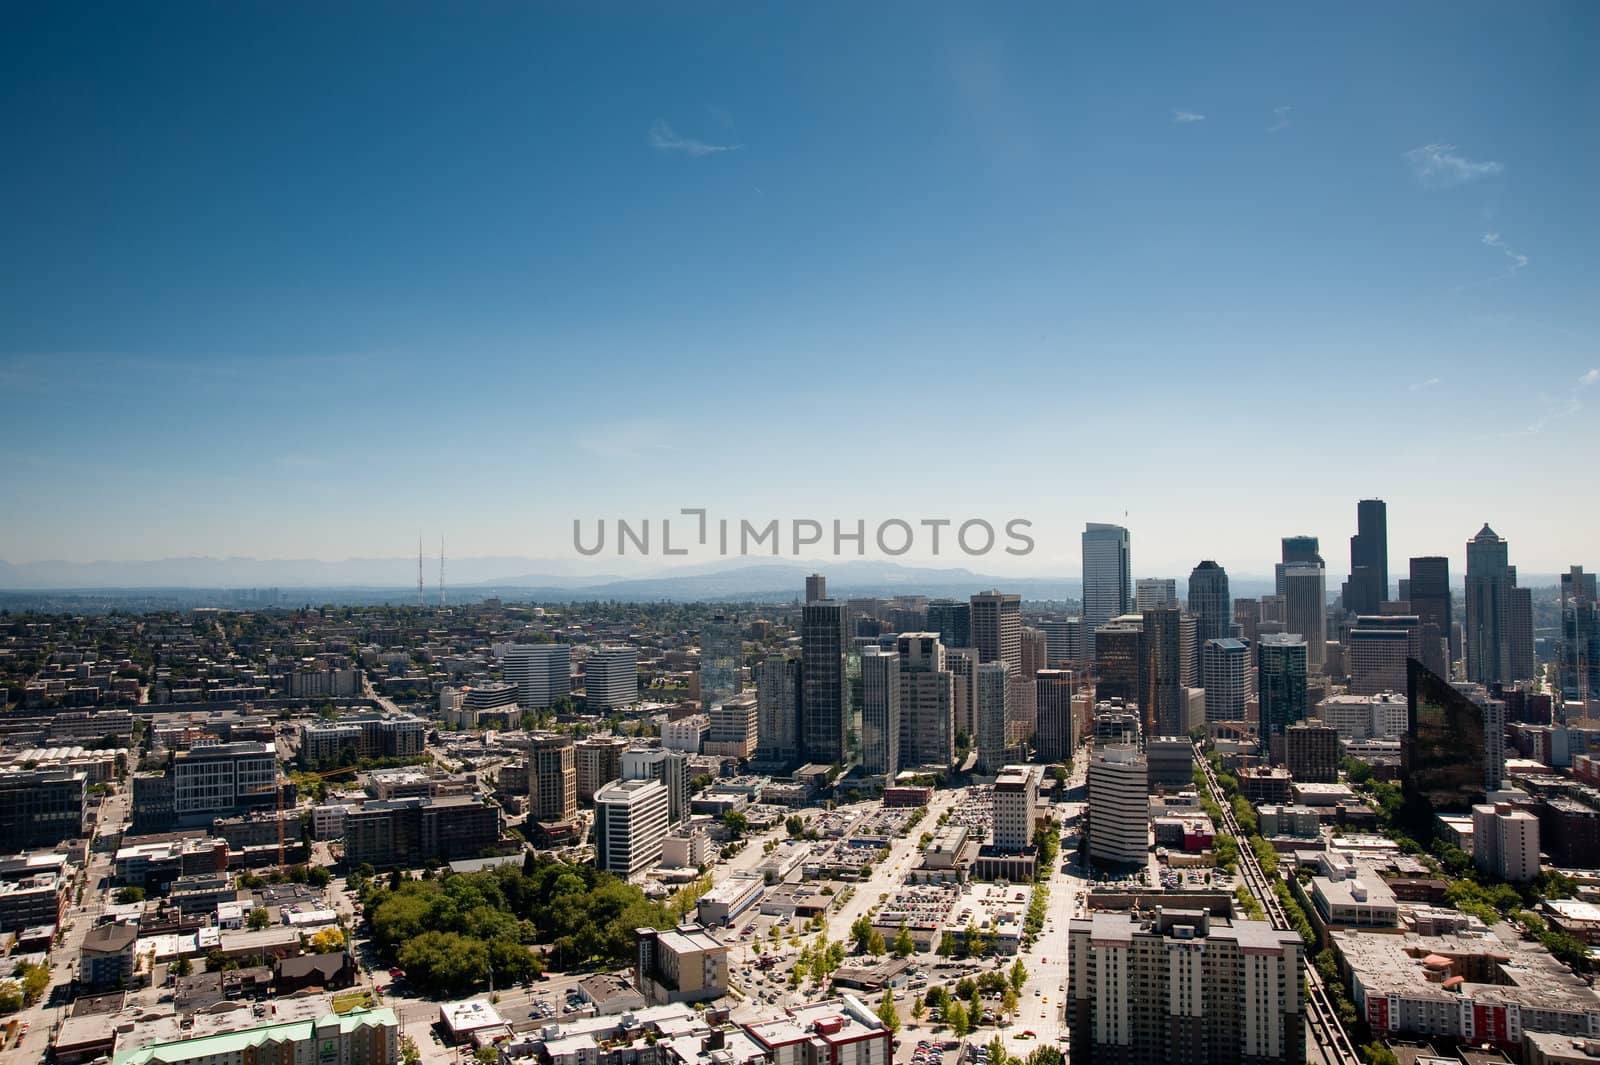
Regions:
[[0, 554, 1330, 604]]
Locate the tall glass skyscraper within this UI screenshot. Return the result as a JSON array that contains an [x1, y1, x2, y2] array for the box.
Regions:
[[800, 596, 849, 765], [1257, 633, 1309, 755], [1187, 560, 1231, 646], [1404, 658, 1504, 813], [1343, 498, 1388, 615], [1082, 523, 1131, 634], [699, 614, 741, 711]]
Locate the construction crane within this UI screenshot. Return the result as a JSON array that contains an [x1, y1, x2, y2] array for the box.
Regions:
[[278, 764, 359, 871]]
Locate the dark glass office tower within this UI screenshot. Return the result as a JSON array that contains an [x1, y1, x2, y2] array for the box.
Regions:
[[925, 599, 971, 649], [1258, 633, 1309, 756], [800, 597, 849, 765], [1187, 560, 1231, 646], [1140, 606, 1186, 737], [1343, 499, 1388, 615], [1408, 556, 1454, 668], [1404, 658, 1505, 814]]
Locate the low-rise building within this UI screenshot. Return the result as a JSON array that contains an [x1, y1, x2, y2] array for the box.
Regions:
[[744, 996, 892, 1065], [634, 923, 729, 1005]]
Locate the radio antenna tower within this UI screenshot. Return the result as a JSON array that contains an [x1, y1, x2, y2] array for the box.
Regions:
[[417, 534, 425, 608], [439, 534, 446, 608]]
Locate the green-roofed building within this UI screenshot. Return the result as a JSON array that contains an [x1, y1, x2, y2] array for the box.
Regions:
[[112, 1006, 398, 1065]]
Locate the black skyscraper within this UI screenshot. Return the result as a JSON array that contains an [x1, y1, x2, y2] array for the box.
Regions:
[[1408, 556, 1454, 665], [925, 600, 971, 649], [1404, 658, 1504, 816], [1343, 499, 1388, 615], [1275, 535, 1322, 597], [1187, 561, 1231, 646]]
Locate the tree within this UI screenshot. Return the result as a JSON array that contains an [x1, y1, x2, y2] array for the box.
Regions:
[[947, 1000, 969, 1037], [115, 885, 145, 904], [1008, 958, 1027, 993], [877, 987, 901, 1033], [309, 927, 347, 953], [400, 1037, 421, 1065], [722, 810, 749, 839], [851, 916, 875, 954], [248, 906, 272, 930], [1025, 1049, 1063, 1065], [910, 994, 926, 1023], [986, 1037, 1011, 1065], [893, 923, 915, 958], [1001, 987, 1018, 1018], [0, 982, 22, 1013], [307, 865, 332, 888], [786, 815, 807, 838], [867, 930, 886, 955], [170, 955, 193, 977], [1361, 1043, 1400, 1065], [18, 962, 49, 1005]]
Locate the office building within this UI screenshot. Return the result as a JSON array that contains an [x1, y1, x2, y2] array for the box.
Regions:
[[804, 573, 827, 603], [1094, 615, 1144, 706], [1282, 563, 1328, 672], [526, 733, 577, 823], [1558, 565, 1599, 705], [633, 923, 730, 1005], [1258, 633, 1309, 753], [1260, 594, 1287, 625], [897, 633, 955, 769], [970, 590, 1022, 670], [1346, 615, 1421, 695], [800, 597, 850, 765], [1233, 598, 1262, 647], [1145, 736, 1193, 789], [859, 647, 900, 775], [1343, 498, 1389, 616], [976, 661, 1012, 773], [1404, 658, 1505, 813], [746, 998, 892, 1065], [1082, 523, 1133, 634], [172, 741, 279, 823], [1088, 743, 1148, 866], [946, 647, 979, 741], [1408, 556, 1455, 667], [1134, 578, 1177, 612], [503, 643, 572, 710], [345, 796, 501, 869], [621, 747, 691, 824], [926, 599, 971, 649], [1040, 617, 1086, 667], [699, 615, 741, 711], [594, 778, 670, 880], [1276, 534, 1322, 597], [662, 714, 707, 754], [1201, 638, 1251, 722], [1187, 560, 1231, 646], [992, 764, 1039, 852], [1284, 721, 1339, 783], [1035, 669, 1078, 764], [704, 695, 759, 760], [754, 653, 801, 767], [575, 736, 627, 804], [1068, 909, 1305, 1065], [1466, 524, 1535, 685], [80, 922, 138, 990], [1473, 802, 1541, 883], [585, 645, 639, 709], [0, 767, 88, 846], [1140, 606, 1186, 737]]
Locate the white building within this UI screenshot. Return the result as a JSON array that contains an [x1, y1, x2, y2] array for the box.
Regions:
[[1088, 744, 1148, 866], [1472, 802, 1540, 883], [585, 646, 639, 709], [662, 715, 708, 755], [594, 778, 669, 880], [859, 647, 900, 776], [502, 644, 572, 710], [992, 765, 1038, 853]]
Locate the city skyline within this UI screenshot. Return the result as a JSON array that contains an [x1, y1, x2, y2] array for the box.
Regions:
[[3, 4, 1598, 572]]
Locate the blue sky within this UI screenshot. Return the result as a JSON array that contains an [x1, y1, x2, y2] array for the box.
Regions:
[[2, 2, 1596, 578]]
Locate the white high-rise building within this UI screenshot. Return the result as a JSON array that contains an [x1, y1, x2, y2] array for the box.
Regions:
[[1201, 637, 1252, 721], [502, 644, 571, 710], [860, 647, 900, 776], [1282, 565, 1327, 672], [976, 660, 1011, 773], [1472, 802, 1540, 883], [1134, 578, 1177, 612], [992, 764, 1039, 853], [585, 645, 639, 709], [1082, 523, 1132, 635], [1088, 743, 1148, 866], [593, 778, 669, 880], [622, 747, 691, 824], [897, 633, 954, 770]]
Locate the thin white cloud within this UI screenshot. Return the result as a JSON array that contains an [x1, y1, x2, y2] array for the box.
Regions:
[[648, 119, 740, 157], [1408, 377, 1441, 392], [1404, 143, 1503, 188], [1481, 232, 1529, 275], [1267, 106, 1291, 133], [1171, 110, 1206, 124], [1518, 369, 1599, 434]]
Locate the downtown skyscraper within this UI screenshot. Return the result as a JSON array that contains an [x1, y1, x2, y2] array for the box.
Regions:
[[1342, 498, 1389, 616], [800, 593, 850, 765], [1275, 534, 1322, 597], [1408, 556, 1454, 671], [1465, 524, 1534, 686], [1187, 560, 1231, 646], [1082, 522, 1132, 634]]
